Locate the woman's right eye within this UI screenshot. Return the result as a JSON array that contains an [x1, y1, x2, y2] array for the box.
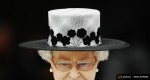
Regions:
[[60, 63, 69, 65], [58, 62, 71, 66]]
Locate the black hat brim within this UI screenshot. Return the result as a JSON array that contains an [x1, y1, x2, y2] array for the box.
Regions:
[[19, 38, 129, 51]]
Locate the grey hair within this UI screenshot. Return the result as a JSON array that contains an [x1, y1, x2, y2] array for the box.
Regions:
[[37, 50, 109, 63]]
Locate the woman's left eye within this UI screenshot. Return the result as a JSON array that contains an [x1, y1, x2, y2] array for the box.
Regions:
[[80, 63, 88, 65], [78, 62, 90, 66]]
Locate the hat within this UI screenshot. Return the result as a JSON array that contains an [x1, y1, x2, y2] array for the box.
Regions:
[[19, 8, 129, 51]]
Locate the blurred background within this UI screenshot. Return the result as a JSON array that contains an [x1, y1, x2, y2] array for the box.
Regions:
[[0, 0, 149, 80]]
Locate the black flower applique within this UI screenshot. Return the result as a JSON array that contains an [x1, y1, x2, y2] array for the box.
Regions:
[[83, 35, 91, 45], [95, 36, 99, 44], [62, 36, 70, 46], [67, 29, 76, 37], [50, 29, 54, 36], [90, 32, 96, 40], [51, 36, 57, 46], [97, 27, 101, 37], [57, 33, 63, 41], [77, 28, 87, 38], [49, 28, 101, 46]]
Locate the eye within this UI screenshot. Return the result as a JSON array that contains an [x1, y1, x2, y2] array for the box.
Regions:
[[77, 62, 95, 70], [57, 62, 72, 66], [79, 63, 89, 65], [77, 62, 92, 66], [55, 62, 72, 71]]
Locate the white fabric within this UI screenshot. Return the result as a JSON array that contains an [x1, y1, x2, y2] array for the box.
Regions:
[[48, 8, 101, 47]]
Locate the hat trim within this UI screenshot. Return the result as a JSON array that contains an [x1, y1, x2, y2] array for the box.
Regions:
[[49, 27, 101, 46]]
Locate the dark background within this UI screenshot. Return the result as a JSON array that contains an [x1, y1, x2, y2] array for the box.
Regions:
[[0, 0, 150, 80]]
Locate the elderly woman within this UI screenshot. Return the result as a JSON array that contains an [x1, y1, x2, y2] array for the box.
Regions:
[[38, 50, 109, 80], [19, 8, 129, 80]]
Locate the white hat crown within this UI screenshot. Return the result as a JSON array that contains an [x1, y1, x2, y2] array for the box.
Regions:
[[47, 8, 102, 47]]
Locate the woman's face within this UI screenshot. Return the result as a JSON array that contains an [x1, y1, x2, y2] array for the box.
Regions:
[[50, 51, 99, 80]]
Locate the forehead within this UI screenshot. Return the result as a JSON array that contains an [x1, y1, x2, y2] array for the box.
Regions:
[[52, 51, 96, 60]]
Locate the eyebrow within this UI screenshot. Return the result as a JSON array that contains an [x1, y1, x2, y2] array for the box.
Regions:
[[57, 61, 71, 63], [77, 61, 94, 64], [58, 56, 71, 60], [78, 55, 96, 62]]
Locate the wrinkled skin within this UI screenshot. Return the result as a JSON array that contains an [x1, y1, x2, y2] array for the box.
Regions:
[[49, 51, 99, 80]]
